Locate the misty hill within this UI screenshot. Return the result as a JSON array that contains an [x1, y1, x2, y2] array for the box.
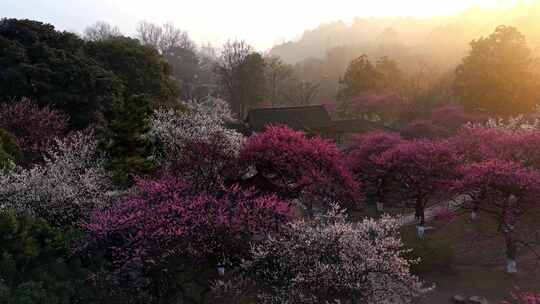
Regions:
[[269, 2, 540, 68]]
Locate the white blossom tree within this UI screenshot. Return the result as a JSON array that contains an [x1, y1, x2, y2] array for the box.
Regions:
[[214, 205, 431, 304], [0, 131, 114, 226], [148, 97, 244, 163]]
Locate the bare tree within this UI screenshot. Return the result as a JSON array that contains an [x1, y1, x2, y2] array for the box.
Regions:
[[283, 80, 320, 106], [216, 40, 253, 109], [136, 21, 163, 50], [136, 21, 194, 54], [215, 40, 266, 117], [160, 22, 194, 54], [264, 55, 294, 106], [83, 21, 121, 41]]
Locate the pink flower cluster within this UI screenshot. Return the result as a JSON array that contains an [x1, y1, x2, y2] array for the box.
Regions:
[[239, 125, 360, 210], [0, 98, 68, 161], [502, 291, 540, 304], [85, 174, 292, 273]]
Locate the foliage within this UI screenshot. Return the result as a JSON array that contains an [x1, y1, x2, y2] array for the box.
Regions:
[[85, 36, 178, 104], [0, 131, 113, 226], [346, 131, 404, 204], [0, 18, 123, 129], [337, 55, 405, 120], [337, 54, 380, 102], [0, 210, 102, 304], [376, 140, 460, 225], [0, 129, 22, 171], [135, 21, 218, 101], [453, 160, 540, 261], [101, 94, 155, 186], [239, 125, 360, 212], [214, 206, 430, 304], [84, 175, 291, 303], [455, 25, 539, 115], [0, 98, 68, 162]]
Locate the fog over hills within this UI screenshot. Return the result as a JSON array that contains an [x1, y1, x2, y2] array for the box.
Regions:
[[269, 2, 540, 66]]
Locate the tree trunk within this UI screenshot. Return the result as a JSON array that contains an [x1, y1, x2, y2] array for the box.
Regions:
[[505, 229, 517, 273], [415, 203, 425, 226], [415, 200, 425, 238]]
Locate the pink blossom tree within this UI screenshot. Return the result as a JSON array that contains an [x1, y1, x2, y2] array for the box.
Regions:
[[213, 205, 431, 304], [239, 125, 360, 213], [376, 140, 460, 231], [164, 132, 241, 193], [451, 127, 540, 170], [148, 98, 244, 191], [84, 174, 291, 303], [500, 131, 540, 169], [454, 160, 540, 273], [346, 131, 405, 210], [0, 98, 68, 163], [449, 127, 511, 163]]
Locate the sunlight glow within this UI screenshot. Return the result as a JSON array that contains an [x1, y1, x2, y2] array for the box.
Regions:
[[2, 0, 538, 49], [115, 0, 536, 48]]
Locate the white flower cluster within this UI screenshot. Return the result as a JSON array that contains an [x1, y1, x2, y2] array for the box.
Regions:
[[148, 97, 244, 162], [0, 131, 113, 225], [468, 115, 540, 131], [228, 205, 431, 304]]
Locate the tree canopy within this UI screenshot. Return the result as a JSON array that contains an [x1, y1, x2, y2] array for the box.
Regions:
[[455, 26, 540, 115], [0, 18, 122, 129]]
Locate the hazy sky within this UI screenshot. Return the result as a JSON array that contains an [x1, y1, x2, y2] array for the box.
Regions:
[[0, 0, 527, 50]]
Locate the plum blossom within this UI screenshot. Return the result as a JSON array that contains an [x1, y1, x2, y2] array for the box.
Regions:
[[454, 159, 540, 272], [0, 98, 68, 161], [83, 174, 291, 301], [148, 97, 243, 163], [0, 131, 113, 226], [239, 125, 360, 212], [214, 205, 430, 304]]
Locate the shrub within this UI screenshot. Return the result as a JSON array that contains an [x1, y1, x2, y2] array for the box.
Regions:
[[0, 210, 102, 304]]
